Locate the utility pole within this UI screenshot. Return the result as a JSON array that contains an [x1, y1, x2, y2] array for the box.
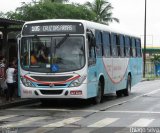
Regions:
[[143, 0, 147, 78]]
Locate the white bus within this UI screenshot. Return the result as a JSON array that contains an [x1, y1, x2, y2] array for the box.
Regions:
[[18, 19, 143, 104]]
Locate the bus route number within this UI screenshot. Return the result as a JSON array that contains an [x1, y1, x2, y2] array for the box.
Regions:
[[31, 26, 40, 32]]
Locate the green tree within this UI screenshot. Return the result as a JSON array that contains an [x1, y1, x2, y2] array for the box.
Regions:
[[6, 1, 95, 21], [40, 0, 68, 3], [151, 54, 160, 65], [0, 11, 5, 18], [85, 0, 119, 25]]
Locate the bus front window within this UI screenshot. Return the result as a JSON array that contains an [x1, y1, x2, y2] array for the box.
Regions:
[[21, 36, 85, 73]]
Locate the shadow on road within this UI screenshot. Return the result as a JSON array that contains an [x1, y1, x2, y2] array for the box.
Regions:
[[26, 93, 126, 110]]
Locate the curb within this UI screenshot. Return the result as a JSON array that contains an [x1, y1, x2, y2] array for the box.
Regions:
[[0, 99, 39, 109], [141, 78, 160, 82]]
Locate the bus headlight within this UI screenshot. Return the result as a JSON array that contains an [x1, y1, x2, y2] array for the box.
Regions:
[[21, 76, 35, 87], [69, 75, 86, 87]]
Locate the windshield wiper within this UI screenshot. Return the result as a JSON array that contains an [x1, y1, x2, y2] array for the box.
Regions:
[[55, 34, 69, 49]]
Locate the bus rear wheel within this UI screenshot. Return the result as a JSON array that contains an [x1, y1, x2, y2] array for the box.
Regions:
[[123, 75, 131, 96], [116, 90, 123, 97], [93, 81, 103, 104]]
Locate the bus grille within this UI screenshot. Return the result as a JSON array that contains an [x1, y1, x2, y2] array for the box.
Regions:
[[31, 76, 72, 82], [40, 90, 63, 95], [37, 84, 66, 87]]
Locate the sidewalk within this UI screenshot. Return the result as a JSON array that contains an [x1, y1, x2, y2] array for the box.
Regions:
[[0, 96, 39, 109]]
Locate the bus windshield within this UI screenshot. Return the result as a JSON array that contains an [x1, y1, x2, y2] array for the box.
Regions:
[[20, 36, 85, 73]]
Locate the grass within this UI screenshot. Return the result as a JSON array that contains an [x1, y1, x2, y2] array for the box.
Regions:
[[143, 74, 160, 81]]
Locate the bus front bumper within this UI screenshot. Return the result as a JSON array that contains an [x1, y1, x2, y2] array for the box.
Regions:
[[20, 83, 88, 99]]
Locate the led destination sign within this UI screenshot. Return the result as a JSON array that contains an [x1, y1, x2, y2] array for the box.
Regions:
[[31, 25, 76, 32], [22, 22, 84, 35]]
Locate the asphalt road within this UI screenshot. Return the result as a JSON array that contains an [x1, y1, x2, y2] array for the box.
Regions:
[[1, 80, 160, 133]]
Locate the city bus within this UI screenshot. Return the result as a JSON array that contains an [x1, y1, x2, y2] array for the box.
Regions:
[[18, 19, 143, 104]]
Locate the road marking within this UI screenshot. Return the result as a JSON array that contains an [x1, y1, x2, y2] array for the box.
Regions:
[[24, 128, 55, 133], [42, 117, 82, 127], [88, 118, 119, 127], [0, 115, 17, 120], [0, 117, 47, 128], [104, 110, 160, 114], [130, 118, 154, 127], [8, 108, 99, 112], [8, 108, 160, 115], [72, 128, 95, 133], [143, 88, 160, 96], [24, 117, 82, 133]]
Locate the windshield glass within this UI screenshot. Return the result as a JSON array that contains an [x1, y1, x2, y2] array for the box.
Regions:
[[20, 36, 85, 73]]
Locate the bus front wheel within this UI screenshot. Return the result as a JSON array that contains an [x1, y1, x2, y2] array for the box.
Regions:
[[93, 81, 103, 104]]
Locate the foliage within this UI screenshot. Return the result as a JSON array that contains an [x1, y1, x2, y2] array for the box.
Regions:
[[151, 54, 160, 64], [5, 1, 95, 21], [40, 0, 68, 3], [3, 0, 119, 25], [85, 0, 119, 25], [0, 11, 5, 18]]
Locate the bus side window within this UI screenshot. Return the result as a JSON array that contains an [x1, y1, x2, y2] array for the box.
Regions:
[[117, 34, 120, 57], [139, 39, 142, 57], [111, 33, 118, 57], [124, 36, 131, 57], [95, 30, 103, 57], [119, 35, 125, 57], [131, 38, 136, 57], [136, 38, 142, 57], [87, 34, 96, 66], [102, 32, 111, 57]]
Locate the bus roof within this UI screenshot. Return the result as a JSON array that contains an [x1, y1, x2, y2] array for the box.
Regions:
[[23, 19, 140, 38]]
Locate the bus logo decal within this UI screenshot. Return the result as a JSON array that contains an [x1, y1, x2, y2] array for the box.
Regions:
[[49, 83, 55, 87]]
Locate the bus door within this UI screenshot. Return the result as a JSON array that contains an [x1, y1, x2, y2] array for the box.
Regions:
[[17, 35, 21, 96]]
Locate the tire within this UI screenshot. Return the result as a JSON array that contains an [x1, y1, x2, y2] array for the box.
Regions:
[[93, 81, 103, 104], [123, 75, 131, 96], [116, 90, 123, 97]]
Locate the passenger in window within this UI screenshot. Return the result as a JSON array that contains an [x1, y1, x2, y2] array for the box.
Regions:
[[30, 50, 37, 65], [37, 46, 48, 63]]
